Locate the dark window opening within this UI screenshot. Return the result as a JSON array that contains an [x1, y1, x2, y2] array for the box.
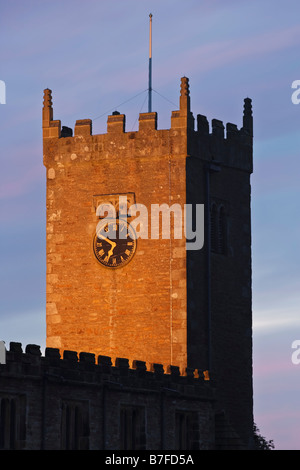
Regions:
[[175, 411, 200, 450], [120, 406, 146, 450], [61, 401, 89, 450], [0, 396, 26, 450]]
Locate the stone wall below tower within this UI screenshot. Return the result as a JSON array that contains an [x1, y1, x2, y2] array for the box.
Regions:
[[0, 342, 218, 450]]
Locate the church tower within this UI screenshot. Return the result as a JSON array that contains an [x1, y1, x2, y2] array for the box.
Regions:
[[43, 77, 253, 446]]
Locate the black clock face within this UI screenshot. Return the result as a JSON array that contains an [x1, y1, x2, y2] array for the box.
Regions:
[[93, 219, 137, 268]]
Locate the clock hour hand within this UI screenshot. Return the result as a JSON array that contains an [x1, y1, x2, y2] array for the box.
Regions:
[[107, 244, 116, 261]]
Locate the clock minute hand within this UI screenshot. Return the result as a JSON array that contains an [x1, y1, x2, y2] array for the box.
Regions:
[[98, 233, 116, 247]]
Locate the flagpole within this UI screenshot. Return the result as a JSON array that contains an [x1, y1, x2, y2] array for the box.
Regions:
[[148, 13, 153, 113]]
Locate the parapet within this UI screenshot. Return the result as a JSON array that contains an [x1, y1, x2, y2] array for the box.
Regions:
[[75, 119, 92, 136], [42, 76, 253, 172], [2, 342, 212, 396], [194, 96, 253, 172]]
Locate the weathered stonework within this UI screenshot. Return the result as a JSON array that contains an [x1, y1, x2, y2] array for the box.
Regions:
[[43, 81, 193, 374], [41, 76, 254, 448]]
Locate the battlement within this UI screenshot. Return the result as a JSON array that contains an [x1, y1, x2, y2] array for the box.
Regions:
[[2, 342, 211, 389], [42, 77, 253, 172]]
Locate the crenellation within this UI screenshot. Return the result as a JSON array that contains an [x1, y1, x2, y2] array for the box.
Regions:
[[212, 118, 225, 139], [115, 357, 130, 374], [25, 344, 42, 356], [9, 342, 23, 354], [63, 349, 78, 362], [79, 351, 95, 364], [3, 343, 211, 385], [45, 347, 60, 360], [98, 354, 113, 373], [42, 113, 251, 173], [132, 359, 147, 375], [75, 119, 92, 136], [197, 114, 209, 135], [107, 112, 125, 133], [166, 364, 180, 378], [42, 85, 252, 176], [226, 122, 239, 141], [150, 363, 164, 376], [138, 111, 157, 131]]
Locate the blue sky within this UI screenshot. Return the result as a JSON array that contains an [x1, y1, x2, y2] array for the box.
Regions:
[[1, 0, 300, 450]]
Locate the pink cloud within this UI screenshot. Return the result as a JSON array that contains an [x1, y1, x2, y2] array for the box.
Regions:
[[157, 24, 300, 80], [254, 358, 295, 377], [255, 408, 300, 450]]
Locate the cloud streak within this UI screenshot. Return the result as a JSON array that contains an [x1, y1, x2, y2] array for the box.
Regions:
[[158, 24, 300, 79]]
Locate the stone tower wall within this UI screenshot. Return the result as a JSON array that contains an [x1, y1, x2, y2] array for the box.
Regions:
[[43, 81, 192, 373], [42, 77, 253, 446]]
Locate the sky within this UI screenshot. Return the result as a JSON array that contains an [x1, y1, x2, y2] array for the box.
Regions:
[[1, 0, 300, 450]]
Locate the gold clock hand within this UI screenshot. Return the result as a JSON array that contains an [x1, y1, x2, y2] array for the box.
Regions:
[[98, 233, 116, 247], [97, 233, 117, 261], [107, 245, 116, 261]]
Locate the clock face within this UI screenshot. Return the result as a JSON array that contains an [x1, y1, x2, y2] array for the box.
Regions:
[[93, 219, 137, 268]]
